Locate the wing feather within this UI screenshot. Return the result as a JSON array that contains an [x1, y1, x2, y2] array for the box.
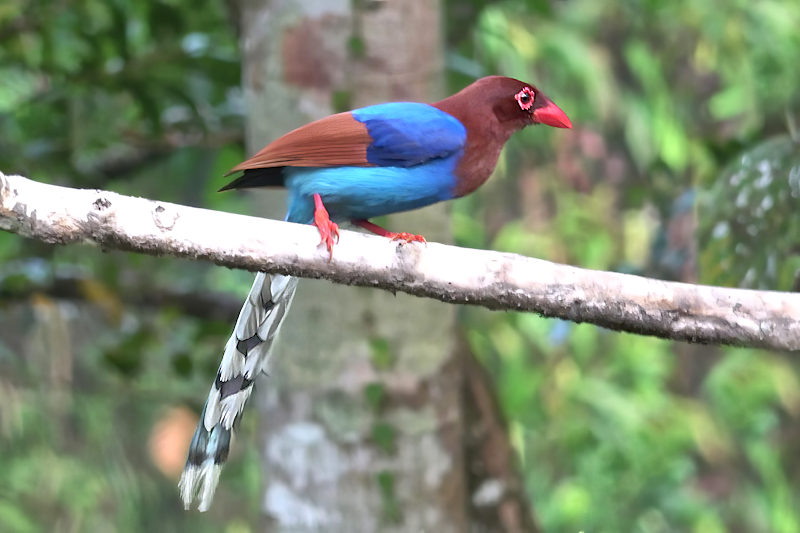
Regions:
[[228, 112, 372, 174], [222, 103, 467, 191]]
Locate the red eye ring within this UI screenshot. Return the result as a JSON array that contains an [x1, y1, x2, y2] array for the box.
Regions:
[[515, 87, 535, 111]]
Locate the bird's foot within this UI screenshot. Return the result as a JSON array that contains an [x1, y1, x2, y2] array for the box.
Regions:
[[353, 219, 426, 245], [313, 193, 339, 260], [388, 232, 427, 244]]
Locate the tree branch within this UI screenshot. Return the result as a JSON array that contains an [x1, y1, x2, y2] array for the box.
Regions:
[[2, 172, 798, 351]]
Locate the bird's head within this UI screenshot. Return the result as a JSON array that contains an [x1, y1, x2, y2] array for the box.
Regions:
[[437, 76, 572, 132], [433, 76, 572, 196], [491, 76, 572, 130]]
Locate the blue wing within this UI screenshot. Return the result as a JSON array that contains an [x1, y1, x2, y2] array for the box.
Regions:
[[351, 103, 466, 167]]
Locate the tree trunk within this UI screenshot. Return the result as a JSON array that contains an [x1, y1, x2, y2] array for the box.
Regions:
[[239, 1, 464, 531]]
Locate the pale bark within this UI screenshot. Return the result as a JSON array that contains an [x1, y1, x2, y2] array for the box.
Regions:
[[238, 2, 472, 532], [2, 172, 798, 352]]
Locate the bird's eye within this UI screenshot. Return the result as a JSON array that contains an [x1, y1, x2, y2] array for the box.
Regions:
[[515, 87, 535, 111]]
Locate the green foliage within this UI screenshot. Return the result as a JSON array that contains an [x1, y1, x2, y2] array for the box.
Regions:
[[369, 336, 397, 370], [2, 0, 799, 531], [0, 302, 263, 532], [363, 382, 386, 411], [0, 1, 257, 531], [449, 0, 800, 211], [370, 422, 397, 454], [448, 0, 800, 530], [376, 470, 402, 524], [0, 0, 241, 187], [698, 135, 800, 290]]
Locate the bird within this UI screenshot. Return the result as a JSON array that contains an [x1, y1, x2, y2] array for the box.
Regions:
[[179, 75, 571, 510]]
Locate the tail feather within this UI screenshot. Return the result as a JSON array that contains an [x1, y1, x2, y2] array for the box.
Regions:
[[180, 272, 298, 511]]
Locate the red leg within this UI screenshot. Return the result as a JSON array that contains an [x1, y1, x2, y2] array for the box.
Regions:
[[353, 219, 426, 244], [313, 193, 339, 259]]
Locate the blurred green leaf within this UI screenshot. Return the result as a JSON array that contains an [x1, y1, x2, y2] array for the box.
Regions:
[[698, 135, 800, 290]]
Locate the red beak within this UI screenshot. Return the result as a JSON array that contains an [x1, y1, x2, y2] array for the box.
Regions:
[[533, 99, 572, 129]]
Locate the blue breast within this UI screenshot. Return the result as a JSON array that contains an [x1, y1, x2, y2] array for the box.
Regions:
[[283, 157, 460, 224]]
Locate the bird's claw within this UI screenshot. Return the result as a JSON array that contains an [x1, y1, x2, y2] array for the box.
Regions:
[[315, 216, 339, 260], [321, 224, 339, 259], [313, 194, 339, 260], [389, 232, 427, 245]]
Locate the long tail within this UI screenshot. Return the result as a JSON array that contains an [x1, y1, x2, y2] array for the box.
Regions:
[[179, 272, 298, 511]]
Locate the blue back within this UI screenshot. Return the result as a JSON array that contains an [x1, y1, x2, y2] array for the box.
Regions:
[[351, 103, 466, 167]]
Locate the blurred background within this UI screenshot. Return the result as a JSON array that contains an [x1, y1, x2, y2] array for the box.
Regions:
[[1, 0, 799, 531]]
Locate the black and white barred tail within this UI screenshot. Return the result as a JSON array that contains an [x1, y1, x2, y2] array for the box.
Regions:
[[179, 272, 298, 511]]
